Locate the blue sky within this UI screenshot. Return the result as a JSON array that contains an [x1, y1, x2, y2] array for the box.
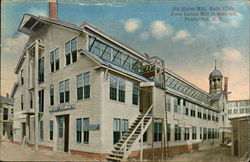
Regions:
[[1, 0, 249, 100]]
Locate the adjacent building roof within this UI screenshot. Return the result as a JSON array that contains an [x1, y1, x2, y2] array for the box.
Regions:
[[0, 96, 14, 106]]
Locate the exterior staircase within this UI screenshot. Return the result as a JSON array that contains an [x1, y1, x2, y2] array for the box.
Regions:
[[106, 105, 153, 161]]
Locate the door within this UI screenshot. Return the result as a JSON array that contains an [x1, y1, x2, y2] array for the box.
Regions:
[[22, 123, 26, 140], [234, 140, 238, 156], [64, 115, 69, 152], [57, 115, 69, 152]]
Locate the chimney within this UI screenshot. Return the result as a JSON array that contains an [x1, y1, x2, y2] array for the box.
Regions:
[[224, 77, 228, 99], [49, 0, 57, 20], [6, 93, 9, 98]]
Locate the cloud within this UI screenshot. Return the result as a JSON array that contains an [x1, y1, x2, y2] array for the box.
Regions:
[[150, 21, 173, 39], [28, 8, 47, 17], [172, 30, 196, 44], [212, 48, 242, 62], [78, 2, 125, 7], [3, 34, 28, 55], [139, 32, 150, 41], [122, 19, 141, 33]]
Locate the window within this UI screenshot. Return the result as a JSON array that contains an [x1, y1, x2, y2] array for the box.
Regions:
[[212, 112, 215, 121], [77, 72, 91, 100], [50, 85, 54, 106], [38, 89, 44, 112], [38, 57, 44, 83], [113, 118, 121, 144], [21, 69, 24, 85], [191, 109, 196, 117], [118, 78, 125, 102], [113, 118, 128, 144], [58, 117, 64, 138], [192, 126, 197, 140], [154, 123, 162, 142], [49, 120, 53, 140], [76, 119, 82, 143], [110, 75, 126, 103], [83, 118, 89, 143], [40, 120, 43, 141], [208, 128, 211, 139], [234, 109, 238, 114], [208, 110, 211, 120], [21, 94, 24, 110], [175, 125, 181, 141], [167, 124, 171, 141], [198, 107, 202, 118], [132, 83, 139, 105], [240, 108, 245, 114], [110, 75, 118, 101], [65, 38, 77, 65], [174, 97, 178, 113], [59, 79, 70, 103], [228, 109, 232, 115], [166, 95, 171, 112], [203, 110, 207, 120], [29, 91, 33, 108], [203, 128, 207, 140], [184, 128, 190, 140], [3, 108, 8, 120], [121, 119, 128, 135], [222, 115, 224, 122], [50, 48, 59, 72]]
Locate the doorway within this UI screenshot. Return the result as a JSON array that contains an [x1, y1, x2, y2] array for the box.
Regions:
[[57, 115, 69, 152]]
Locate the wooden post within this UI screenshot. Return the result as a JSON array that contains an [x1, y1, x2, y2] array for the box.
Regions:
[[140, 118, 144, 161]]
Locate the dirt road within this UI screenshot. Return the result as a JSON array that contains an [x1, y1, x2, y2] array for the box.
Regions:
[[0, 141, 97, 161]]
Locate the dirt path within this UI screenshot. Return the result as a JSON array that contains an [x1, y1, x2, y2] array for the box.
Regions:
[[0, 141, 98, 161]]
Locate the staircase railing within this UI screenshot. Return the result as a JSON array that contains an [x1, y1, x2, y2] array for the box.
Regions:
[[120, 105, 153, 158]]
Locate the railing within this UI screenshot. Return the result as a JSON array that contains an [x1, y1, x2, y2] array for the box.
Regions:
[[241, 152, 249, 161], [120, 105, 153, 157]]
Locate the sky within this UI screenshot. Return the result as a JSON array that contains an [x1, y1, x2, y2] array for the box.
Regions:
[[1, 0, 249, 100]]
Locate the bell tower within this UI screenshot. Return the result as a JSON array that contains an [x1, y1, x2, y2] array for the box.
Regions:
[[209, 60, 223, 95]]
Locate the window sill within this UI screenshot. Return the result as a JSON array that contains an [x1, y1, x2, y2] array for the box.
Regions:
[[75, 98, 91, 103], [50, 69, 60, 75]]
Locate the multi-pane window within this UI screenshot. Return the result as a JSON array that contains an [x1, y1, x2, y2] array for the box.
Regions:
[[166, 94, 171, 112], [76, 119, 82, 143], [113, 118, 128, 144], [192, 126, 197, 140], [174, 97, 178, 113], [3, 108, 8, 120], [132, 83, 139, 105], [121, 119, 128, 135], [234, 109, 238, 114], [21, 69, 24, 85], [38, 57, 44, 83], [113, 118, 121, 144], [65, 38, 77, 65], [203, 109, 207, 120], [118, 79, 125, 102], [59, 79, 70, 104], [49, 120, 53, 140], [58, 117, 64, 138], [167, 124, 171, 141], [228, 109, 232, 115], [21, 94, 23, 110], [40, 120, 43, 141], [198, 107, 202, 118], [154, 123, 162, 142], [175, 125, 181, 141], [110, 75, 126, 103], [203, 128, 207, 140], [208, 128, 211, 139], [184, 128, 190, 140], [50, 48, 60, 72], [212, 111, 215, 121], [83, 118, 89, 143], [77, 72, 90, 100], [240, 108, 245, 114], [50, 85, 54, 106], [38, 89, 44, 112], [208, 110, 211, 120]]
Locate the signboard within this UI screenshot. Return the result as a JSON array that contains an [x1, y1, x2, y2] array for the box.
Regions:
[[89, 124, 100, 131], [49, 104, 75, 112]]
